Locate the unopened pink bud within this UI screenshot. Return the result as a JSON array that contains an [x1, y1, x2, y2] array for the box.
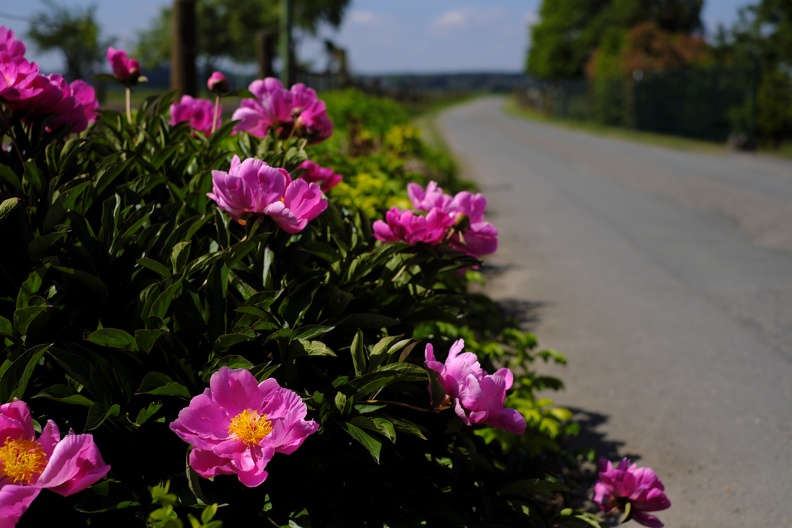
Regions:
[[207, 71, 230, 94]]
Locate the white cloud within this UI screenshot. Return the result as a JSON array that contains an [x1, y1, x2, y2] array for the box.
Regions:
[[349, 10, 381, 26], [525, 12, 539, 27], [431, 7, 505, 33]]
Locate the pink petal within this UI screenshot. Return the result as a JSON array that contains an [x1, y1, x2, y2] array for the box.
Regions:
[[209, 367, 262, 416], [35, 434, 110, 496], [0, 485, 40, 528]]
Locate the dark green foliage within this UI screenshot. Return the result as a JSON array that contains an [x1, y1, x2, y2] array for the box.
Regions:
[[0, 91, 594, 527], [526, 0, 703, 80]]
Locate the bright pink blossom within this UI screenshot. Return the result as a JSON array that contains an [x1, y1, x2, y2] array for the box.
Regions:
[[373, 207, 455, 246], [70, 80, 99, 127], [232, 78, 293, 137], [170, 95, 219, 136], [264, 178, 328, 234], [0, 26, 26, 58], [407, 181, 452, 212], [170, 367, 319, 488], [594, 458, 671, 528], [401, 181, 498, 258], [208, 155, 289, 223], [425, 339, 526, 434], [208, 156, 326, 232], [232, 78, 332, 142], [0, 55, 42, 103], [0, 400, 110, 527], [11, 74, 92, 133], [298, 160, 342, 192], [107, 47, 141, 85], [289, 84, 333, 142], [207, 71, 230, 94]]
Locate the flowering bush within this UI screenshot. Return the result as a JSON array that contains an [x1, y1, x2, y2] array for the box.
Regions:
[[0, 26, 667, 527]]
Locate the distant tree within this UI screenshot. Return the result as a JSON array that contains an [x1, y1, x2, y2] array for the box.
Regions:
[[526, 0, 704, 80], [586, 21, 710, 79], [135, 0, 350, 72], [718, 0, 792, 145], [26, 0, 110, 81]]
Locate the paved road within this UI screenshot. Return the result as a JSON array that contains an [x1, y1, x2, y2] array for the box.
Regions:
[[436, 97, 792, 527]]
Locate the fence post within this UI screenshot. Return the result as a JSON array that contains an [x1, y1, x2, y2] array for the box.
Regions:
[[171, 0, 197, 96], [279, 0, 294, 86]]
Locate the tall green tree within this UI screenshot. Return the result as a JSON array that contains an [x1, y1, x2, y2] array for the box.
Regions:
[[135, 0, 350, 72], [26, 0, 111, 80], [526, 0, 703, 80], [719, 0, 792, 145]]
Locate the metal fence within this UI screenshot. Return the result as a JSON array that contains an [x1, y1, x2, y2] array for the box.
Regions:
[[518, 67, 760, 146]]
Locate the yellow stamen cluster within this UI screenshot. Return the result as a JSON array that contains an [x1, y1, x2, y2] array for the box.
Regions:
[[228, 409, 273, 447], [0, 437, 48, 484]]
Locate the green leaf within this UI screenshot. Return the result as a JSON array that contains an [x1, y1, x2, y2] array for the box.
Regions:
[[0, 197, 21, 223], [350, 416, 396, 443], [350, 330, 366, 377], [137, 372, 192, 399], [34, 384, 94, 407], [0, 163, 22, 190], [84, 328, 139, 352], [171, 241, 192, 273], [291, 324, 335, 342], [340, 421, 382, 463], [0, 316, 14, 339], [134, 402, 164, 426], [137, 257, 171, 279], [0, 344, 50, 401], [85, 402, 121, 431], [135, 329, 168, 353], [297, 339, 336, 357], [334, 392, 349, 414], [23, 161, 43, 193]]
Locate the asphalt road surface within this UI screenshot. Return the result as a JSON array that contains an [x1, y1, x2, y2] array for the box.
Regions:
[[436, 97, 792, 527]]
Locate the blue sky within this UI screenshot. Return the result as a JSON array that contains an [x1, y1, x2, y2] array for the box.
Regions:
[[3, 0, 753, 74]]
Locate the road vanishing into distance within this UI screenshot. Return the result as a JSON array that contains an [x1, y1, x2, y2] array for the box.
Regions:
[[436, 97, 792, 527]]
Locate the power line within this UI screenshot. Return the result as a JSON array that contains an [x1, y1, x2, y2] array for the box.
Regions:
[[0, 11, 33, 23]]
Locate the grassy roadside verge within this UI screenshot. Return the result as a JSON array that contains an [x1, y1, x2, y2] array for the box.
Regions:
[[503, 96, 727, 153], [505, 96, 792, 159]]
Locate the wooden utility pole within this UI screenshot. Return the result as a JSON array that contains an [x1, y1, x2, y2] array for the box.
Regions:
[[256, 30, 277, 79], [172, 0, 197, 96], [279, 0, 294, 86]]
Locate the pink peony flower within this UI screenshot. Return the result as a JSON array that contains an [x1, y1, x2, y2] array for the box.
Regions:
[[232, 78, 293, 138], [170, 95, 219, 136], [593, 458, 671, 527], [264, 178, 328, 234], [207, 71, 230, 95], [11, 74, 92, 133], [407, 181, 452, 212], [207, 155, 289, 224], [0, 400, 111, 527], [70, 80, 99, 127], [107, 47, 141, 85], [170, 367, 319, 487], [424, 339, 526, 434], [0, 55, 43, 103], [373, 207, 455, 246], [294, 99, 333, 143], [298, 160, 342, 192], [0, 26, 26, 58], [231, 78, 333, 142], [400, 182, 498, 258]]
